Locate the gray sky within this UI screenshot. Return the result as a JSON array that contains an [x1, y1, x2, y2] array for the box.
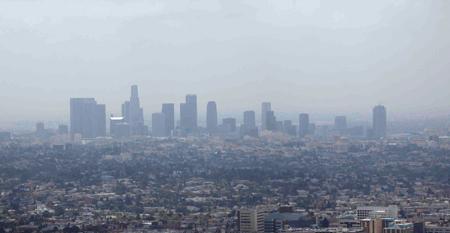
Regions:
[[1, 0, 449, 124]]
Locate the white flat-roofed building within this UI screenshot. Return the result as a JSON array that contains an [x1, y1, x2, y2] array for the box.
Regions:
[[357, 206, 399, 220]]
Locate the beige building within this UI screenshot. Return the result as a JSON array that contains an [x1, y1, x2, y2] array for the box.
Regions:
[[239, 206, 270, 233]]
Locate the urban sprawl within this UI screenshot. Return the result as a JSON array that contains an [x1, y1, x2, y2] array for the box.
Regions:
[[0, 85, 449, 233]]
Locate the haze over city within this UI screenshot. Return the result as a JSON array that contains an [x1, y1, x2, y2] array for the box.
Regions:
[[2, 1, 450, 233], [1, 0, 450, 124]]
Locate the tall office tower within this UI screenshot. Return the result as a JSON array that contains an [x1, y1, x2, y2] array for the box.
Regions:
[[152, 112, 166, 137], [180, 103, 190, 133], [334, 116, 348, 134], [58, 124, 69, 135], [222, 118, 237, 133], [298, 113, 310, 137], [186, 94, 198, 128], [122, 85, 147, 136], [70, 98, 106, 138], [373, 105, 387, 139], [180, 94, 197, 133], [265, 110, 277, 131], [162, 103, 175, 136], [242, 111, 258, 137], [206, 101, 218, 133], [243, 111, 256, 129], [95, 104, 107, 137], [261, 102, 272, 130]]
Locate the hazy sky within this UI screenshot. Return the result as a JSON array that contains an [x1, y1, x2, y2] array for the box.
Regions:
[[1, 0, 449, 123]]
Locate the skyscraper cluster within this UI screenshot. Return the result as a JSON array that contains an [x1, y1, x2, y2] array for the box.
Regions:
[[69, 85, 388, 140]]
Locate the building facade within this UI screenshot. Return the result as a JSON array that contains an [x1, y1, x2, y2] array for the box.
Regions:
[[70, 98, 106, 138]]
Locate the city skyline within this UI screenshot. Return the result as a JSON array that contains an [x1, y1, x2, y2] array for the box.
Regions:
[[1, 1, 450, 232], [0, 82, 447, 124], [1, 83, 447, 133], [1, 0, 450, 122], [88, 85, 391, 129], [64, 85, 392, 139]]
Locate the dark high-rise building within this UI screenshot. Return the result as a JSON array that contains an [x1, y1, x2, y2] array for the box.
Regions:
[[261, 102, 271, 130], [243, 111, 256, 129], [180, 94, 197, 133], [298, 113, 310, 138], [265, 110, 277, 131], [186, 94, 198, 129], [180, 103, 190, 132], [95, 104, 106, 137], [162, 103, 175, 136], [206, 101, 218, 133], [122, 85, 147, 136], [241, 111, 258, 137], [334, 116, 347, 134], [152, 112, 166, 137], [373, 105, 387, 139], [70, 98, 106, 138]]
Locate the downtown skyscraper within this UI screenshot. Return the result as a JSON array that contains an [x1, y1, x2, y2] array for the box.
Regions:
[[122, 85, 147, 136], [298, 113, 310, 138], [265, 110, 277, 131], [70, 98, 106, 138], [241, 110, 258, 137], [373, 105, 387, 139], [243, 111, 256, 129], [162, 103, 175, 136], [180, 94, 198, 134], [261, 102, 271, 131], [206, 101, 218, 133]]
